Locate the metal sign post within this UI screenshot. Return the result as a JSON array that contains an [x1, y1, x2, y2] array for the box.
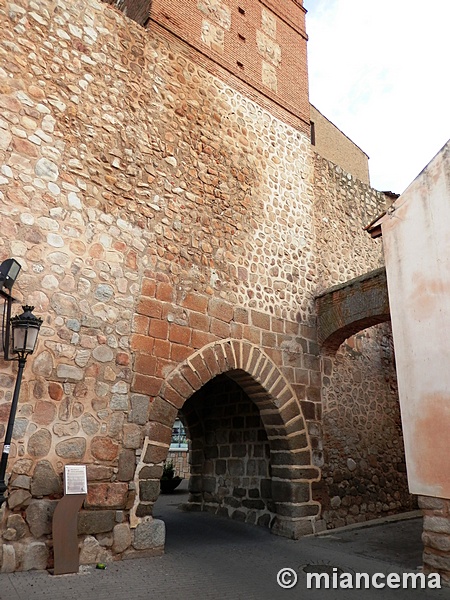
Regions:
[[52, 465, 87, 575]]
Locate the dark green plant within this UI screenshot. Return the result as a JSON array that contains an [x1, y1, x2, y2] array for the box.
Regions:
[[162, 460, 175, 480]]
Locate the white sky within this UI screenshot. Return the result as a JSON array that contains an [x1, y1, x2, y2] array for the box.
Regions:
[[304, 0, 450, 193]]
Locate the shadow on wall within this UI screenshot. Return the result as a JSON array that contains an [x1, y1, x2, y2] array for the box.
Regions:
[[315, 323, 416, 529]]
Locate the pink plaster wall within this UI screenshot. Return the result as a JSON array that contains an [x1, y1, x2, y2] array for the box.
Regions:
[[381, 141, 450, 498]]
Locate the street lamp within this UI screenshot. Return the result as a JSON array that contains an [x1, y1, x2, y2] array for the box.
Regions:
[[0, 259, 42, 506]]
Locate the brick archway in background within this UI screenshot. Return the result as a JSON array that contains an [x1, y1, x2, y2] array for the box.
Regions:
[[131, 339, 321, 540], [316, 267, 390, 354]]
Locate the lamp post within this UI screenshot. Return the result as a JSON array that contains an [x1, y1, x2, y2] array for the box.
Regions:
[[0, 259, 42, 507]]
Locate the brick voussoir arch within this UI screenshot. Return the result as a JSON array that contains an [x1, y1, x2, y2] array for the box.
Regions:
[[316, 267, 390, 354], [135, 339, 322, 539]]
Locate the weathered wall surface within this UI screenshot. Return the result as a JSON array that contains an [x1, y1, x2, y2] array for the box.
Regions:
[[316, 324, 414, 528], [310, 105, 370, 185], [381, 142, 450, 499], [0, 0, 321, 570], [312, 154, 388, 293], [378, 142, 450, 581], [181, 376, 274, 527], [0, 0, 413, 572], [312, 155, 413, 528], [149, 0, 310, 132]]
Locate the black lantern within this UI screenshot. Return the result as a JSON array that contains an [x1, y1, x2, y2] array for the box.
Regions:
[[10, 305, 42, 357], [0, 262, 42, 506]]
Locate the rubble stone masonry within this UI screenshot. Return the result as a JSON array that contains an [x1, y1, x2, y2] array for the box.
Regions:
[[0, 0, 412, 571]]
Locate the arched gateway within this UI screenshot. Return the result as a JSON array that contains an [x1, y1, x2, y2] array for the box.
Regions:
[[130, 339, 320, 540]]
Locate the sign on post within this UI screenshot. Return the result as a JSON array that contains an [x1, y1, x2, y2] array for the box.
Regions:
[[64, 465, 88, 495]]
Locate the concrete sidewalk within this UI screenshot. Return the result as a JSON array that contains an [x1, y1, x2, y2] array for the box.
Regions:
[[1, 484, 448, 600]]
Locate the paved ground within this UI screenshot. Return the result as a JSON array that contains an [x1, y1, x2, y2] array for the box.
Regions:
[[1, 483, 449, 600]]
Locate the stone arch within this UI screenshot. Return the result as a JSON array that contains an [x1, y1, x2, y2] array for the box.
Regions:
[[131, 339, 321, 539], [316, 267, 390, 354]]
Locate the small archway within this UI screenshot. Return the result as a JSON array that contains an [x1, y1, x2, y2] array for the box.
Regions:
[[316, 267, 390, 354], [131, 339, 320, 540], [315, 322, 416, 528]]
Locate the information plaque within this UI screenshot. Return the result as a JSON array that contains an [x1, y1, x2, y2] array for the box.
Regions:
[[64, 464, 88, 495]]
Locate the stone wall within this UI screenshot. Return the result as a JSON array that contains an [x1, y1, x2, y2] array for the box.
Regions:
[[316, 324, 415, 528], [0, 0, 320, 570], [0, 0, 413, 573], [166, 450, 189, 479], [182, 376, 273, 527], [312, 154, 388, 293], [421, 495, 450, 584], [311, 155, 413, 528]]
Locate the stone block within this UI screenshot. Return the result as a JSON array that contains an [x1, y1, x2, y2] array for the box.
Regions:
[[215, 460, 226, 475], [123, 423, 143, 449], [261, 479, 272, 499], [271, 517, 314, 539], [6, 514, 29, 540], [85, 483, 129, 509], [78, 510, 116, 535], [26, 500, 58, 538], [27, 429, 52, 457], [424, 516, 450, 534], [258, 513, 272, 528], [139, 465, 163, 479], [274, 502, 320, 518], [419, 495, 447, 511], [97, 532, 113, 547], [22, 542, 48, 571], [56, 364, 84, 381], [7, 489, 32, 510], [423, 531, 450, 552], [144, 421, 172, 446], [91, 436, 119, 461], [10, 475, 31, 490], [30, 461, 62, 497], [79, 536, 108, 566], [231, 510, 246, 522], [55, 437, 86, 459], [128, 394, 150, 425], [136, 503, 153, 518], [143, 444, 168, 464], [271, 481, 310, 504], [1, 545, 16, 573], [423, 551, 450, 572], [118, 449, 136, 482], [242, 499, 265, 510], [86, 464, 114, 482], [147, 397, 177, 426], [188, 475, 203, 494], [112, 522, 132, 554], [233, 487, 246, 498], [139, 480, 160, 502], [228, 459, 244, 476], [133, 518, 165, 550], [202, 477, 216, 494]]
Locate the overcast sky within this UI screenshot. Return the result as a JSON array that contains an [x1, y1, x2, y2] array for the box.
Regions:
[[304, 0, 449, 194]]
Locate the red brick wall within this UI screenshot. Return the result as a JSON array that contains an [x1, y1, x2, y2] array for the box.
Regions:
[[149, 0, 309, 133]]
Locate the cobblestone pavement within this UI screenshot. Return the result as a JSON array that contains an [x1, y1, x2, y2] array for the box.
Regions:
[[1, 484, 449, 600]]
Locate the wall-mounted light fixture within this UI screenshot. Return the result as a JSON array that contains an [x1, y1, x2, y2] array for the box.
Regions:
[[0, 259, 42, 506]]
